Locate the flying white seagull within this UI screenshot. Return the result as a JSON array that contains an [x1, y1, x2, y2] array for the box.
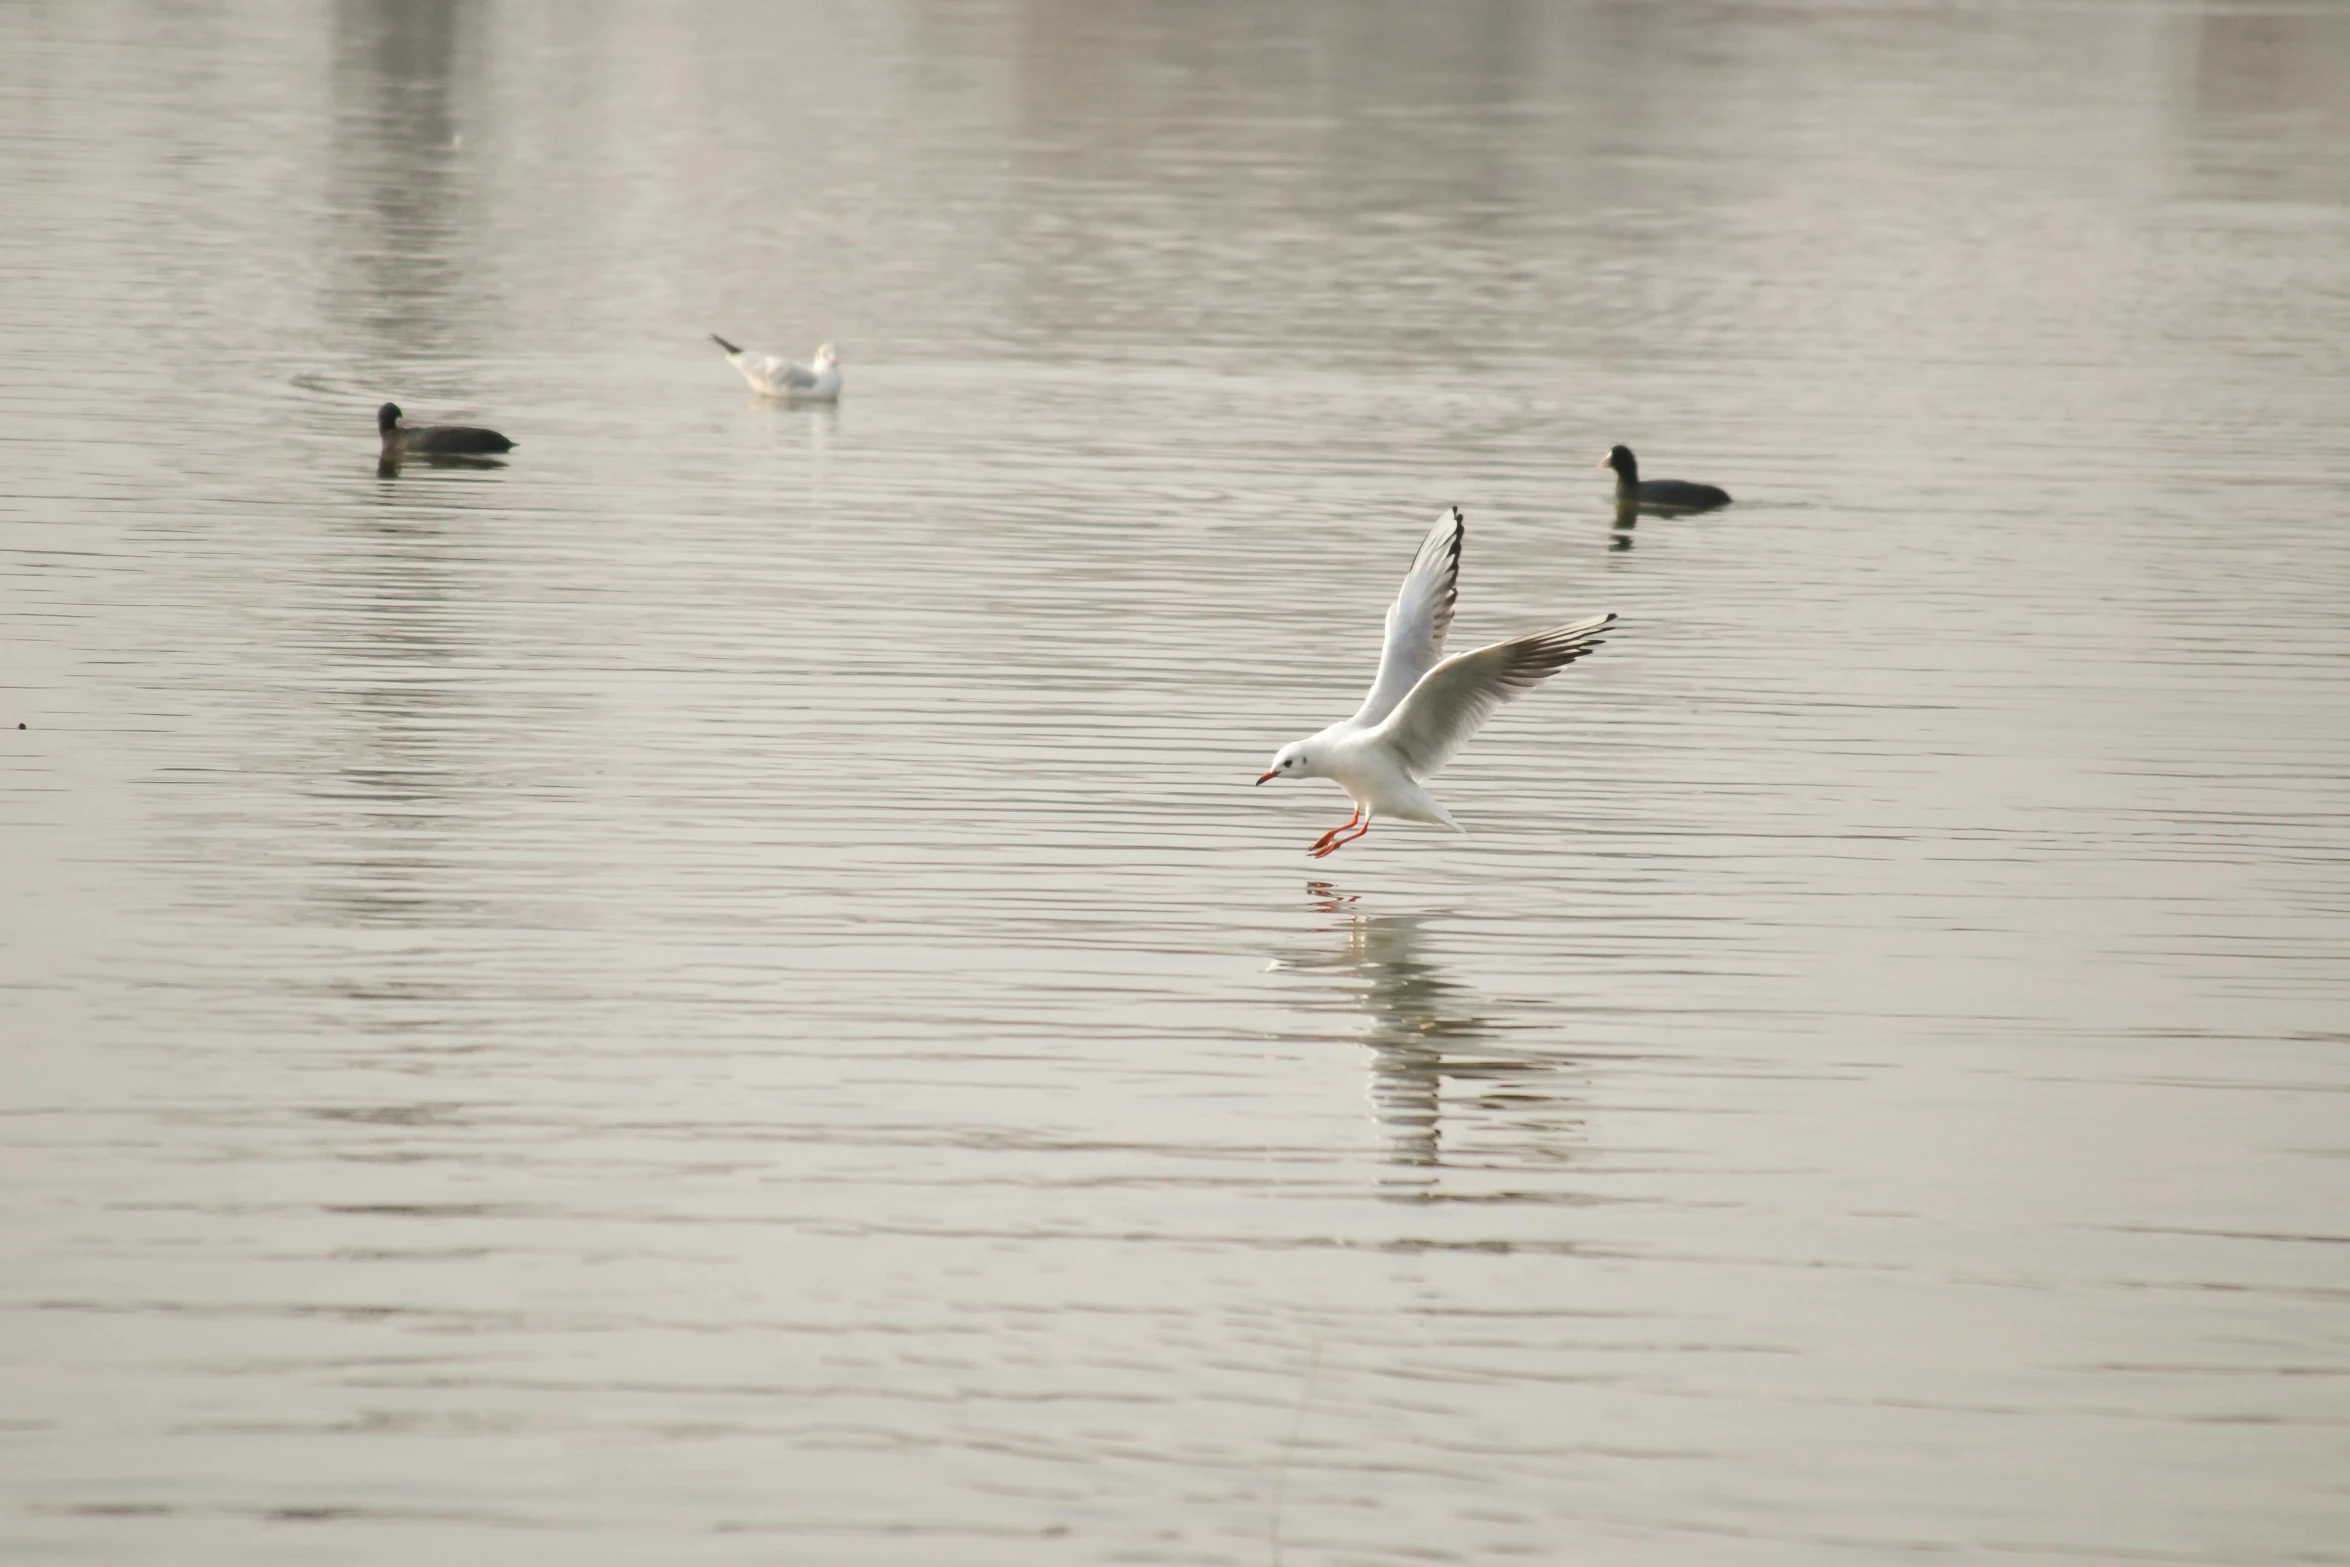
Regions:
[[1256, 508, 1616, 858], [710, 335, 842, 401]]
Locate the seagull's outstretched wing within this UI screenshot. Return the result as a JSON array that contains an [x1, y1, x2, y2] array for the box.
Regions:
[[1375, 613, 1616, 779], [1350, 508, 1464, 728]]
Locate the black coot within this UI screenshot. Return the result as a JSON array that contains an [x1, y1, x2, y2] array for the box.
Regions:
[[378, 402, 515, 458], [1604, 446, 1729, 513]]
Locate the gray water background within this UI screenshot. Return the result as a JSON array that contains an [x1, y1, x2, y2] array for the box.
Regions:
[[3, 3, 2348, 1563]]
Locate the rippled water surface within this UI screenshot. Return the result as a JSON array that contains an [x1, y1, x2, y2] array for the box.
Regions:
[[5, 3, 2349, 1563]]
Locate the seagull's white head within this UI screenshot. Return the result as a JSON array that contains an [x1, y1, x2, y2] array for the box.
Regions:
[[1256, 742, 1319, 786], [813, 343, 840, 369]]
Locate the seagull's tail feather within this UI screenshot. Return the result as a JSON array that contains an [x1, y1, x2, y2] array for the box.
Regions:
[[710, 333, 742, 355]]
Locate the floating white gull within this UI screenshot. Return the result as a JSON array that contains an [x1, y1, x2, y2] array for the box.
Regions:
[[710, 335, 841, 401], [1255, 508, 1616, 858]]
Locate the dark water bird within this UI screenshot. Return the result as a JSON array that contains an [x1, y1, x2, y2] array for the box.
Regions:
[[378, 402, 515, 460], [1602, 445, 1730, 514]]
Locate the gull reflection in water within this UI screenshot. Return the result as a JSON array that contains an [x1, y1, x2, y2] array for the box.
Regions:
[[1268, 883, 1580, 1195]]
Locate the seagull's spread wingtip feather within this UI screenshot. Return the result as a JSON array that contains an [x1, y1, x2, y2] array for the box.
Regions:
[[710, 333, 741, 355]]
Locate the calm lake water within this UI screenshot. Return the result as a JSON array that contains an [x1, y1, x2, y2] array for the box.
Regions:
[[4, 3, 2348, 1563]]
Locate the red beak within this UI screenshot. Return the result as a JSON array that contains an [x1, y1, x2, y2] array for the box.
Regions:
[[1256, 769, 1278, 785]]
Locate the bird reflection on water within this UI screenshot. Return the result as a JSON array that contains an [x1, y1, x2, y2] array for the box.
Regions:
[[375, 452, 510, 479], [1610, 503, 1639, 550], [1268, 883, 1582, 1196]]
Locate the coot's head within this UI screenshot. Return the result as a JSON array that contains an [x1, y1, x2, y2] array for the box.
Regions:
[[813, 343, 840, 369], [377, 402, 403, 437], [1601, 445, 1637, 478]]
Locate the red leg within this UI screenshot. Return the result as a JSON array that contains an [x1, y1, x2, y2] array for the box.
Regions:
[[1308, 814, 1374, 859], [1309, 808, 1361, 853], [1306, 806, 1361, 855]]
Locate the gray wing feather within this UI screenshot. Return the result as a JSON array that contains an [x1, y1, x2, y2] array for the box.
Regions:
[[1376, 613, 1616, 778], [718, 340, 813, 394], [1350, 508, 1464, 728]]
